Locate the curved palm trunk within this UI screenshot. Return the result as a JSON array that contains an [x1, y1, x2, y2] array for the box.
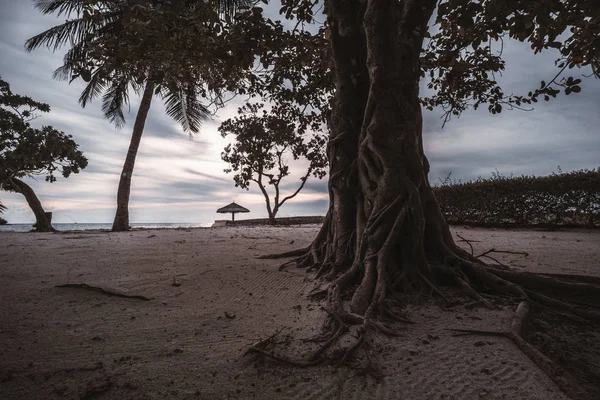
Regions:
[[8, 178, 53, 232], [111, 81, 155, 232]]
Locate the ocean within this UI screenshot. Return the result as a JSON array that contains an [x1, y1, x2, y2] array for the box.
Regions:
[[0, 222, 213, 232]]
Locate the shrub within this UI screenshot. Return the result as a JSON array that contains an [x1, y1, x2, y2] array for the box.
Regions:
[[433, 168, 600, 227]]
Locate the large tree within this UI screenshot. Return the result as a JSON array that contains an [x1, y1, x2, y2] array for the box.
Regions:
[[0, 77, 87, 232], [26, 0, 252, 231], [247, 0, 600, 375]]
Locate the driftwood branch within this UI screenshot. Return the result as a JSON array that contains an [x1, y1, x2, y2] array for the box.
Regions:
[[55, 283, 153, 301], [456, 233, 478, 255], [476, 248, 529, 258]]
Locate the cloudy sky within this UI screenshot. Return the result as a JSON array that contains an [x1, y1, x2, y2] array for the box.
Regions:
[[1, 1, 599, 225]]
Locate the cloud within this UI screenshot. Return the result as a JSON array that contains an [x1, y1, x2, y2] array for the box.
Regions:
[[1, 2, 599, 225]]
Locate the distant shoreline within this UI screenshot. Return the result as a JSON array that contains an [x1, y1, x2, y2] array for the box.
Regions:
[[0, 216, 327, 233], [2, 215, 597, 233]]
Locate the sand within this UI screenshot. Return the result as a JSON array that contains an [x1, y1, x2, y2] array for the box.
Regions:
[[0, 225, 598, 399]]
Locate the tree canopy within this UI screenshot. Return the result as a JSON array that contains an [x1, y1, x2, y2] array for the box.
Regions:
[[25, 0, 257, 132], [0, 76, 87, 231], [0, 77, 87, 184], [26, 0, 259, 230], [220, 102, 327, 222]]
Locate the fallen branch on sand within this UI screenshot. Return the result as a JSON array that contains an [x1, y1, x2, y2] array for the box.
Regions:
[[256, 247, 309, 259], [55, 283, 153, 301], [456, 233, 479, 255], [476, 248, 529, 258], [450, 301, 577, 398], [244, 327, 322, 367], [456, 234, 528, 267]]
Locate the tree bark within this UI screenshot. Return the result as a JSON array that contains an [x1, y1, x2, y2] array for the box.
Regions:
[[7, 178, 53, 232], [292, 0, 522, 316], [256, 1, 600, 384], [111, 81, 155, 232], [298, 0, 438, 275]]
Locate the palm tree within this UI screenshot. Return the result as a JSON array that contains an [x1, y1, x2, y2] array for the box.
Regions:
[[26, 0, 249, 231]]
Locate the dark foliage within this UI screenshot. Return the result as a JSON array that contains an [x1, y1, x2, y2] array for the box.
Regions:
[[220, 102, 328, 221], [0, 76, 88, 184], [435, 169, 600, 227]]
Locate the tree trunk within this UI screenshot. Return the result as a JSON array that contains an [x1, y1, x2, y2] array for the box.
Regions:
[[111, 81, 155, 232], [299, 0, 438, 277], [294, 0, 529, 318], [8, 178, 53, 232], [268, 208, 277, 225], [256, 1, 600, 386]]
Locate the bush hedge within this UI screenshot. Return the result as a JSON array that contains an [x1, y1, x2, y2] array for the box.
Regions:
[[433, 168, 600, 228]]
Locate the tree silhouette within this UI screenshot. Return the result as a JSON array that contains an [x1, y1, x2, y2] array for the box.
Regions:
[[0, 76, 87, 232], [26, 0, 250, 231], [242, 0, 600, 383]]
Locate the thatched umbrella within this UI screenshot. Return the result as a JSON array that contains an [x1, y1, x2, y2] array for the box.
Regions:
[[217, 202, 249, 221]]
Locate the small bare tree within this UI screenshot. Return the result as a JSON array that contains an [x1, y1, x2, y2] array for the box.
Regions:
[[220, 103, 327, 224]]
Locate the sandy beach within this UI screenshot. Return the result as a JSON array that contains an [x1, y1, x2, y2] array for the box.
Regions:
[[0, 225, 598, 399]]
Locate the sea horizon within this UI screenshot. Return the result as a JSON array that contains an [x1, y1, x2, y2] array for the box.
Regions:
[[0, 222, 214, 232]]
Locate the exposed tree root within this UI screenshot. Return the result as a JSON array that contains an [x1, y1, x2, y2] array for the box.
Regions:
[[256, 247, 309, 260], [253, 235, 600, 374], [244, 327, 324, 367], [237, 0, 597, 390], [450, 301, 579, 399], [55, 283, 153, 301], [244, 346, 322, 368]]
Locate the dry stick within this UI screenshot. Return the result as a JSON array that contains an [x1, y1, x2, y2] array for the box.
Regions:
[[243, 327, 286, 356], [244, 327, 322, 368], [456, 233, 476, 255], [449, 301, 578, 399], [479, 254, 509, 268], [476, 248, 529, 258], [55, 283, 153, 301]]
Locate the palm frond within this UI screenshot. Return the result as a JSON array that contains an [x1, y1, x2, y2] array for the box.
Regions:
[[79, 70, 108, 107], [101, 75, 131, 129], [25, 17, 95, 52], [51, 42, 88, 81], [162, 84, 210, 134], [0, 200, 6, 213], [26, 9, 121, 52], [33, 0, 87, 17]]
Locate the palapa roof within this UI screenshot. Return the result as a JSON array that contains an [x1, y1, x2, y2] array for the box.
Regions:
[[217, 202, 250, 214]]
